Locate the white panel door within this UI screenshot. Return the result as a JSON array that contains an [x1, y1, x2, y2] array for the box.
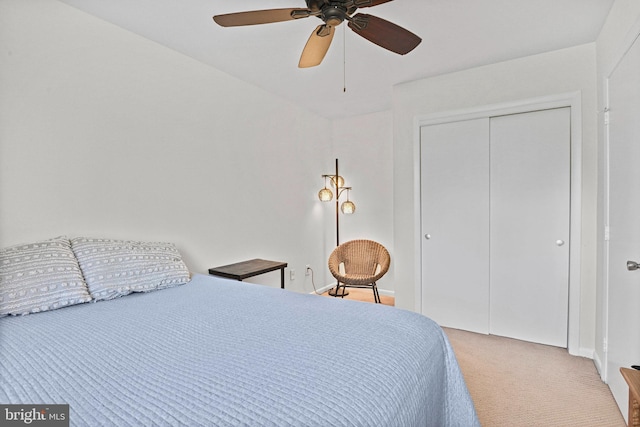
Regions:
[[420, 118, 490, 333], [489, 108, 571, 347], [606, 33, 640, 417]]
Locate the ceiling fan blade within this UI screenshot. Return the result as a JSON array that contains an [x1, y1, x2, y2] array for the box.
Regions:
[[299, 25, 335, 68], [213, 8, 311, 27], [348, 13, 421, 55], [353, 0, 393, 7]]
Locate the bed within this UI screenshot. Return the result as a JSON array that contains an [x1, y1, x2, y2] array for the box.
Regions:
[[0, 237, 479, 426]]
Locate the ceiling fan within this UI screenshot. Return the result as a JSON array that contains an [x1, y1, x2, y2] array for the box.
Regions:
[[213, 0, 421, 68]]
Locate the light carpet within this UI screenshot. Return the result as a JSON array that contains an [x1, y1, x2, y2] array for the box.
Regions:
[[444, 328, 626, 427]]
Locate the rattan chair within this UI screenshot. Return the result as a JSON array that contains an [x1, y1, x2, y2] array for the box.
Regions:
[[328, 239, 390, 303]]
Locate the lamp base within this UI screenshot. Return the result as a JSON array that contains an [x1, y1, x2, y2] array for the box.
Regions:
[[328, 287, 350, 297]]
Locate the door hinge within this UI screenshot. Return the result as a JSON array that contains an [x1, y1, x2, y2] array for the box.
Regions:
[[604, 226, 611, 241], [604, 108, 610, 125], [603, 337, 608, 352]]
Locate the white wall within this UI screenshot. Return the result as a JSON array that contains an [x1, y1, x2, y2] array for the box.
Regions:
[[0, 0, 337, 293], [392, 44, 598, 353], [330, 111, 394, 292], [594, 0, 640, 368]]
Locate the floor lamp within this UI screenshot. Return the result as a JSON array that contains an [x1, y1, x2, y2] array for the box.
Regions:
[[318, 158, 355, 296]]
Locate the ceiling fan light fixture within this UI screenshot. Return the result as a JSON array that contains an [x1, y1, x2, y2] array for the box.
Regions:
[[322, 6, 346, 27]]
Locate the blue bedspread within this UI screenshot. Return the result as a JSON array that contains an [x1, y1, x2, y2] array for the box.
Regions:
[[0, 274, 479, 426]]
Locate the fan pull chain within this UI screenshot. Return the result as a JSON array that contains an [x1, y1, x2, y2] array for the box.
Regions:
[[343, 24, 347, 93]]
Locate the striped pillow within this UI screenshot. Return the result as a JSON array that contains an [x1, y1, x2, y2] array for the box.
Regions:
[[0, 237, 92, 316], [71, 237, 191, 301]]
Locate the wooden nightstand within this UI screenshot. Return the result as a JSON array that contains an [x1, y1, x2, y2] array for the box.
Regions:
[[621, 367, 640, 426], [208, 259, 288, 289]]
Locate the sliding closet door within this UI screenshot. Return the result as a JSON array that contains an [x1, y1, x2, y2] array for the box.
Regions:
[[489, 108, 571, 347], [420, 119, 490, 333]]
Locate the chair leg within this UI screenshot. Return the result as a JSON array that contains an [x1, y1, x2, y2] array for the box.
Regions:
[[372, 283, 380, 303], [334, 282, 346, 298], [332, 283, 339, 298]]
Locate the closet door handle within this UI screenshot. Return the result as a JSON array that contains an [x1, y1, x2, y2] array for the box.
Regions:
[[628, 261, 640, 271], [556, 240, 565, 246], [424, 234, 431, 240]]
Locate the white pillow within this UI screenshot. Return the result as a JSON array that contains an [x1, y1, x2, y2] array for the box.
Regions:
[[71, 237, 191, 301], [0, 236, 92, 316]]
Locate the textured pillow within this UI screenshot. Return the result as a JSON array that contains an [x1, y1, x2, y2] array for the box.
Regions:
[[71, 237, 191, 301], [0, 236, 92, 316]]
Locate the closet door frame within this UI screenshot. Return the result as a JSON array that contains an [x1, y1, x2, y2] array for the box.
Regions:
[[413, 91, 583, 356]]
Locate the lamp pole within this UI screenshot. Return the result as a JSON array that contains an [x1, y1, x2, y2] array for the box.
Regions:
[[330, 158, 344, 297], [334, 158, 340, 247], [318, 159, 356, 296], [318, 158, 355, 297]]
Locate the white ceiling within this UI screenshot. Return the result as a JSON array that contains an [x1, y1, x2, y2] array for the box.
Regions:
[[58, 0, 614, 119]]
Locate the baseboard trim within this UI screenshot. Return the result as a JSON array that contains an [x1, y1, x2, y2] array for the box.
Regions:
[[310, 283, 335, 295], [577, 347, 595, 360], [378, 289, 395, 297], [593, 351, 604, 378]]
